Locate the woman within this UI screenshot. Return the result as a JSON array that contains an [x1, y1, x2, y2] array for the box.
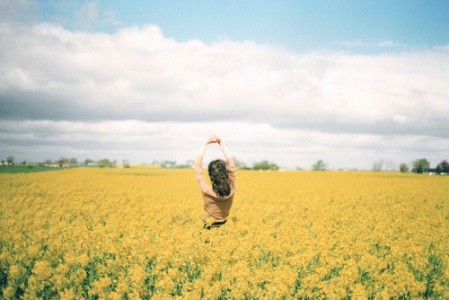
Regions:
[[194, 136, 236, 229]]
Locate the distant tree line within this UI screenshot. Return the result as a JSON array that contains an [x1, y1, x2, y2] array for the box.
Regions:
[[3, 155, 447, 174], [1, 156, 131, 169], [1, 156, 16, 166], [373, 158, 449, 175], [152, 160, 194, 169], [372, 160, 397, 172], [157, 159, 281, 170], [252, 160, 279, 170], [41, 158, 119, 168], [154, 158, 281, 171], [234, 159, 280, 170], [408, 158, 448, 175]]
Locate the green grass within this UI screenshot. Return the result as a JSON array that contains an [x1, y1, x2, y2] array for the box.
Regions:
[[0, 165, 70, 174]]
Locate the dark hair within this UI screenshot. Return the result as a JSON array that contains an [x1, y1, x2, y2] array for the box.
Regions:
[[208, 159, 231, 197]]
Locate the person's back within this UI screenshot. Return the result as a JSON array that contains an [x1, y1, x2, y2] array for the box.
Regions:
[[194, 136, 236, 229]]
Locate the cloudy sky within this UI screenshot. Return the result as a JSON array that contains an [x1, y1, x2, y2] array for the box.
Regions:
[[1, 0, 448, 169]]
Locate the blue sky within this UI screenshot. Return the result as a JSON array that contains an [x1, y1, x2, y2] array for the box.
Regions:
[[36, 0, 449, 52], [1, 0, 449, 169]]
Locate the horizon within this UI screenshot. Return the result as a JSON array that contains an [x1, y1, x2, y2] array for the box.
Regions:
[[1, 0, 448, 170], [2, 155, 445, 172]]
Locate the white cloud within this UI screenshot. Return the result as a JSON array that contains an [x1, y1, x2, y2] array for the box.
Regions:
[[1, 21, 448, 168], [1, 119, 448, 169]]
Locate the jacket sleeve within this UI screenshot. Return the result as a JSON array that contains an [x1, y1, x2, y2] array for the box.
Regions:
[[194, 156, 212, 194], [227, 156, 237, 192]]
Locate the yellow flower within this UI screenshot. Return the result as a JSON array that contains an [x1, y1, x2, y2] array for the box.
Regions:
[[9, 264, 22, 279], [59, 289, 76, 300], [32, 260, 52, 281], [2, 286, 15, 299], [1, 168, 448, 298], [351, 283, 367, 299]]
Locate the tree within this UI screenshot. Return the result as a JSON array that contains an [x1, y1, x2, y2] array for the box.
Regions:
[[412, 158, 430, 174], [385, 160, 397, 172], [253, 160, 279, 171], [312, 160, 326, 171], [371, 160, 396, 172], [97, 159, 115, 168], [84, 159, 94, 166], [372, 160, 384, 172], [123, 159, 131, 168], [57, 158, 64, 167], [161, 160, 177, 168], [6, 156, 14, 166], [234, 158, 249, 170], [399, 163, 409, 173], [436, 160, 449, 174]]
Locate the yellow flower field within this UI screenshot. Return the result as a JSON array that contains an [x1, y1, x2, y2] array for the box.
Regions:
[[1, 168, 448, 299]]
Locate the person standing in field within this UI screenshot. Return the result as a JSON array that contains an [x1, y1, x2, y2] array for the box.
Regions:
[[195, 136, 236, 229]]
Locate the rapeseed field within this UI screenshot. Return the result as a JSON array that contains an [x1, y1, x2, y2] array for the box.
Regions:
[[1, 168, 448, 299]]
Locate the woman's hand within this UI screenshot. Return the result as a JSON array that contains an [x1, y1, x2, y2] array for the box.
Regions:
[[206, 135, 221, 144]]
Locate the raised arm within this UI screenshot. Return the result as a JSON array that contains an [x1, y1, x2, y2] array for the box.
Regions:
[[194, 136, 221, 193], [195, 136, 220, 164], [217, 138, 236, 191], [217, 139, 235, 167], [194, 135, 235, 166]]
